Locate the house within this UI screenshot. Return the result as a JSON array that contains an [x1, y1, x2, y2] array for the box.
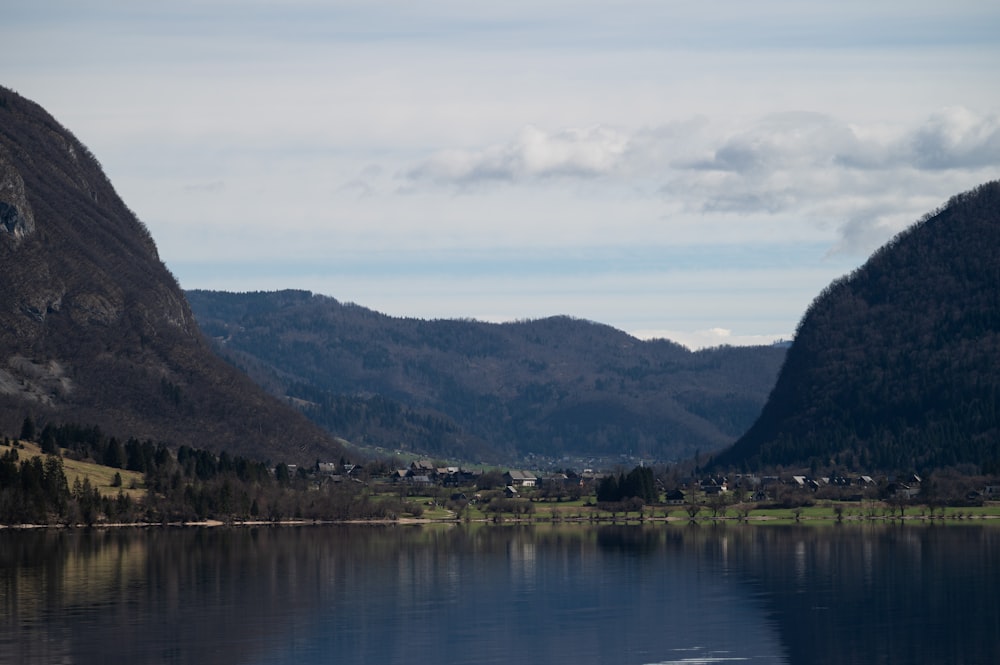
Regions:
[[886, 482, 920, 499], [663, 489, 686, 504], [436, 467, 480, 487], [504, 470, 537, 488], [411, 460, 437, 477], [457, 468, 482, 485], [541, 472, 580, 488], [504, 486, 519, 498], [789, 476, 820, 491], [700, 477, 727, 495]]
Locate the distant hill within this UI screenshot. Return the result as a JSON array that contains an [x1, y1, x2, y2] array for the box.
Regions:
[[0, 86, 344, 464], [713, 181, 1000, 473], [187, 289, 787, 463]]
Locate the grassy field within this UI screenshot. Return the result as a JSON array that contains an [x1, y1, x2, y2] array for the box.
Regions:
[[8, 440, 146, 500], [394, 491, 1000, 525]]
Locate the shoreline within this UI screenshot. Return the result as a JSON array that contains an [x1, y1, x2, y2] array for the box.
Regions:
[[3, 511, 998, 530]]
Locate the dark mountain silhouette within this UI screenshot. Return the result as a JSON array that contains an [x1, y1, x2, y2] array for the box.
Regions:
[[714, 181, 1000, 473], [0, 86, 343, 463], [187, 289, 787, 463]]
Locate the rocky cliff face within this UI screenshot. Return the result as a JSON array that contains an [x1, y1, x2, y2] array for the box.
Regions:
[[0, 158, 35, 241], [0, 87, 342, 463]]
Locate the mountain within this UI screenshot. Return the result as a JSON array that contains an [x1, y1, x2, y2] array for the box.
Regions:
[[713, 181, 1000, 473], [186, 289, 787, 464], [0, 86, 343, 463]]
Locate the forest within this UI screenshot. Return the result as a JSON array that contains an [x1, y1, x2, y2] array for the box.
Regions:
[[187, 289, 786, 464], [715, 181, 1000, 474]]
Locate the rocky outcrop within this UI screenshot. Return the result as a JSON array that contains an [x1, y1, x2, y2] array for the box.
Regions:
[[0, 151, 35, 243]]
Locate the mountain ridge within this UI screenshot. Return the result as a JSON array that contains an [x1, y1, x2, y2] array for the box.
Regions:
[[187, 288, 787, 464]]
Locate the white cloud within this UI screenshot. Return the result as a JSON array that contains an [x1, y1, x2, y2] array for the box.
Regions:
[[398, 109, 1000, 259], [632, 328, 790, 351], [406, 125, 629, 185], [405, 108, 1000, 188]]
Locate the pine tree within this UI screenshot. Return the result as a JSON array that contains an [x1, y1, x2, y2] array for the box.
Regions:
[[19, 415, 35, 442]]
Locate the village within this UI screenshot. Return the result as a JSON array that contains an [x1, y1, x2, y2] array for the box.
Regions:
[[303, 458, 1000, 516]]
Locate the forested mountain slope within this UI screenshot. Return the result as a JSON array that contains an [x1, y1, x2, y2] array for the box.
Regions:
[[188, 289, 787, 463], [0, 87, 343, 463], [713, 181, 1000, 473]]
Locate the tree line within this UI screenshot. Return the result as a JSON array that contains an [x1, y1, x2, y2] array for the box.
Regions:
[[595, 465, 657, 511], [0, 444, 135, 525], [0, 417, 413, 526]]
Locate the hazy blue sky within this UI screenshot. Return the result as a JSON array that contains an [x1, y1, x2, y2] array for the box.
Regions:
[[5, 1, 999, 347]]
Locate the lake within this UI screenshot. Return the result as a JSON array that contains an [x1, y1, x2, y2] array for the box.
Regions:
[[1, 523, 998, 664]]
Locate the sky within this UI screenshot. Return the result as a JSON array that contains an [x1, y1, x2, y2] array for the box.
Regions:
[[4, 1, 1000, 349]]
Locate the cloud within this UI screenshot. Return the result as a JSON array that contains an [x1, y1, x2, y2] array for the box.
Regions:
[[405, 124, 630, 186], [406, 111, 995, 195], [687, 112, 857, 173], [660, 110, 1000, 250], [631, 327, 791, 350], [830, 211, 905, 258], [677, 108, 1000, 187], [398, 108, 1000, 262], [906, 107, 1000, 170], [338, 166, 384, 199]]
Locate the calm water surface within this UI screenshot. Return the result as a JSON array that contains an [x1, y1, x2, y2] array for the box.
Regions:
[[1, 523, 998, 664]]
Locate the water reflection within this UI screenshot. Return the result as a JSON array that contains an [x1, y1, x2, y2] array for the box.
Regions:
[[1, 524, 997, 664], [730, 524, 1000, 665]]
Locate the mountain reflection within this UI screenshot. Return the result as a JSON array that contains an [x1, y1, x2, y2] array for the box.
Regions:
[[723, 524, 1000, 664], [1, 524, 997, 664]]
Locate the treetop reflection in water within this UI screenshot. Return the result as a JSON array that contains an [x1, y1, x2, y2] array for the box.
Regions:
[[0, 524, 997, 665]]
